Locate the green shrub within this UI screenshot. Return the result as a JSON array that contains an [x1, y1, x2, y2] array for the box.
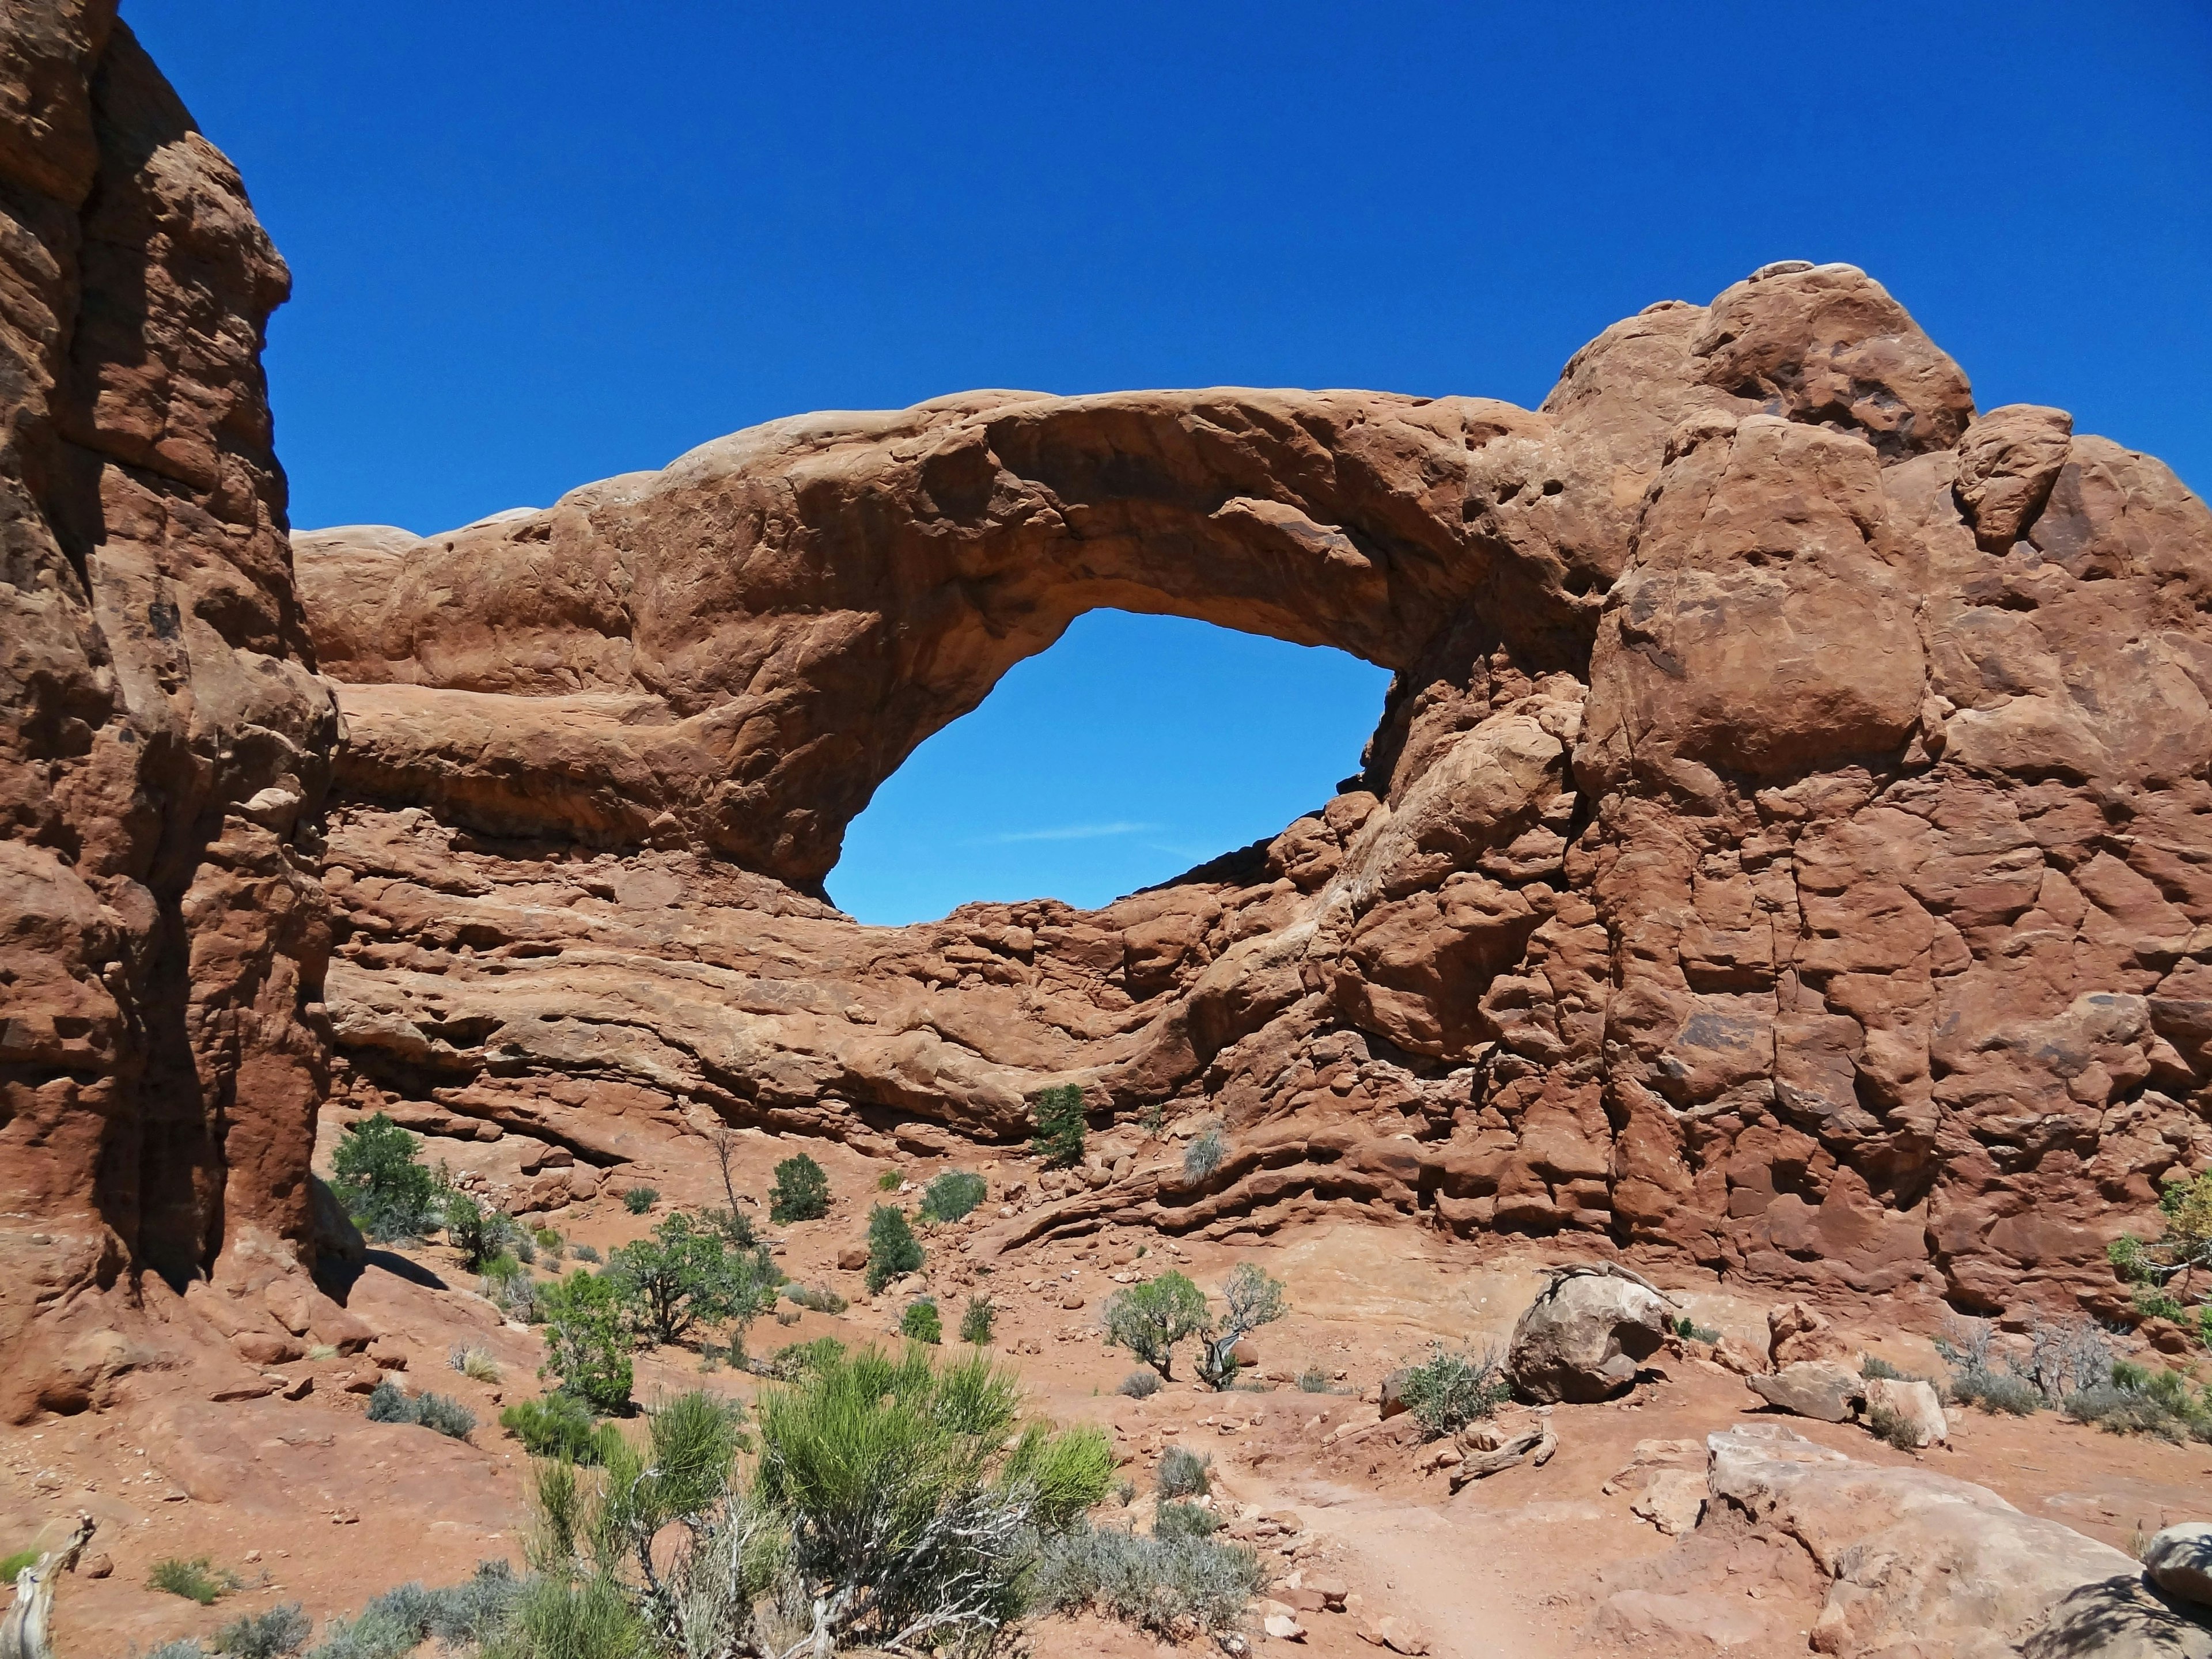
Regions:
[[1865, 1402, 1922, 1451], [2065, 1359, 2212, 1442], [1104, 1272, 1207, 1381], [1156, 1445, 1211, 1499], [760, 1337, 849, 1381], [1152, 1500, 1219, 1540], [865, 1204, 924, 1293], [329, 1113, 441, 1241], [769, 1153, 831, 1223], [1118, 1370, 1161, 1400], [918, 1170, 988, 1223], [2107, 1169, 2212, 1334], [212, 1601, 309, 1658], [620, 1185, 659, 1215], [1670, 1313, 1721, 1343], [0, 1548, 37, 1582], [365, 1378, 475, 1440], [607, 1210, 781, 1347], [902, 1299, 944, 1344], [1395, 1343, 1508, 1439], [1182, 1127, 1225, 1183], [1955, 1368, 2042, 1415], [700, 1205, 758, 1248], [500, 1392, 621, 1464], [959, 1294, 996, 1346], [148, 1555, 241, 1605], [878, 1169, 903, 1191], [783, 1282, 849, 1315], [308, 1562, 521, 1659], [441, 1191, 522, 1271], [1031, 1084, 1087, 1168], [1031, 1523, 1264, 1637], [480, 1251, 539, 1323], [537, 1270, 634, 1414]]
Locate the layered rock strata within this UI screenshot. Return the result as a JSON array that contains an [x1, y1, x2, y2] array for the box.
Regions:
[[0, 1, 340, 1417], [300, 262, 2212, 1317]]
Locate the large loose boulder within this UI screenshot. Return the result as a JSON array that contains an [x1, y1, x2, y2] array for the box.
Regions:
[[2145, 1524, 2212, 1608], [1747, 1360, 1865, 1423], [1506, 1265, 1672, 1403], [1863, 1376, 1948, 1448]]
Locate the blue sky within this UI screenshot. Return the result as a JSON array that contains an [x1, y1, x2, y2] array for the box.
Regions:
[[127, 1, 2212, 923]]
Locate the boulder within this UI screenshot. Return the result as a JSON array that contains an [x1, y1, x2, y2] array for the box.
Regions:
[[1767, 1302, 1854, 1368], [837, 1244, 869, 1271], [1706, 1423, 2145, 1659], [1507, 1266, 1672, 1403], [2022, 1575, 2212, 1658], [1747, 1360, 1864, 1423], [2145, 1524, 2212, 1608], [1862, 1376, 1948, 1448]]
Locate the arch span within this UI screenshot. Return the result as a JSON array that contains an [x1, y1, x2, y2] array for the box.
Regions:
[[304, 263, 2212, 1319]]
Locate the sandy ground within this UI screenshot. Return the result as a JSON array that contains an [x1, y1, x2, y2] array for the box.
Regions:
[[6, 1120, 2210, 1658]]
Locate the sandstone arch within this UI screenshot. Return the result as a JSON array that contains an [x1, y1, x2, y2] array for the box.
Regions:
[[299, 262, 2212, 1323]]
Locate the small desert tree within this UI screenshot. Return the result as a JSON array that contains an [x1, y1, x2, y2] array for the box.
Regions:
[[607, 1210, 780, 1349], [2111, 1168, 2212, 1337], [770, 1152, 831, 1224], [1031, 1084, 1086, 1168], [867, 1203, 925, 1293], [537, 1270, 634, 1415], [1195, 1262, 1289, 1390], [331, 1112, 441, 1239], [1104, 1271, 1209, 1381]]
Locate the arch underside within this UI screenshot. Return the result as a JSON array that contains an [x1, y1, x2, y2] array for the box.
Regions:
[[298, 265, 2212, 1319]]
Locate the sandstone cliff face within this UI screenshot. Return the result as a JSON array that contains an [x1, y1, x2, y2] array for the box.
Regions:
[[0, 2, 339, 1416], [299, 262, 2212, 1318]]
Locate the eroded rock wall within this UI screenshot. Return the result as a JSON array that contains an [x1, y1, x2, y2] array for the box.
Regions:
[[0, 2, 339, 1416], [301, 262, 2212, 1319]]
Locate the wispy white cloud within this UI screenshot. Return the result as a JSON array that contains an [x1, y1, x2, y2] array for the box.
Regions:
[[967, 821, 1161, 846]]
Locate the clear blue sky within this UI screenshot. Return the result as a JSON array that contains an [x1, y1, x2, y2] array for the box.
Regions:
[[127, 1, 2212, 923]]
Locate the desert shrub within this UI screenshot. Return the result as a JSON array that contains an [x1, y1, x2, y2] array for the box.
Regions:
[[1031, 1083, 1087, 1168], [959, 1294, 996, 1346], [1864, 1402, 1922, 1452], [2065, 1359, 2212, 1442], [212, 1601, 309, 1658], [441, 1192, 522, 1271], [919, 1170, 988, 1224], [1194, 1263, 1289, 1391], [329, 1113, 441, 1240], [699, 1205, 758, 1249], [0, 1547, 37, 1582], [1861, 1354, 1906, 1380], [1955, 1368, 2042, 1415], [1031, 1522, 1264, 1637], [1296, 1366, 1335, 1393], [783, 1282, 849, 1315], [760, 1337, 848, 1381], [769, 1153, 830, 1223], [1118, 1370, 1161, 1400], [537, 1270, 634, 1414], [608, 1210, 781, 1347], [535, 1226, 562, 1249], [500, 1393, 621, 1464], [865, 1203, 924, 1293], [903, 1298, 944, 1344], [1670, 1314, 1721, 1343], [1152, 1500, 1219, 1540], [306, 1564, 520, 1659], [2108, 1169, 2212, 1333], [1936, 1314, 2063, 1415], [480, 1252, 540, 1323], [1156, 1445, 1211, 1499], [570, 1241, 601, 1263], [1104, 1272, 1207, 1381], [2021, 1316, 2116, 1399], [366, 1378, 475, 1440], [878, 1169, 903, 1191], [1395, 1343, 1508, 1440], [507, 1351, 1111, 1657], [620, 1185, 659, 1215], [1182, 1127, 1226, 1183], [148, 1555, 241, 1605], [146, 1643, 209, 1659], [450, 1344, 502, 1383]]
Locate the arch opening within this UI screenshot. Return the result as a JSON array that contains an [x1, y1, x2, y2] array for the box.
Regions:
[[830, 609, 1392, 924]]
